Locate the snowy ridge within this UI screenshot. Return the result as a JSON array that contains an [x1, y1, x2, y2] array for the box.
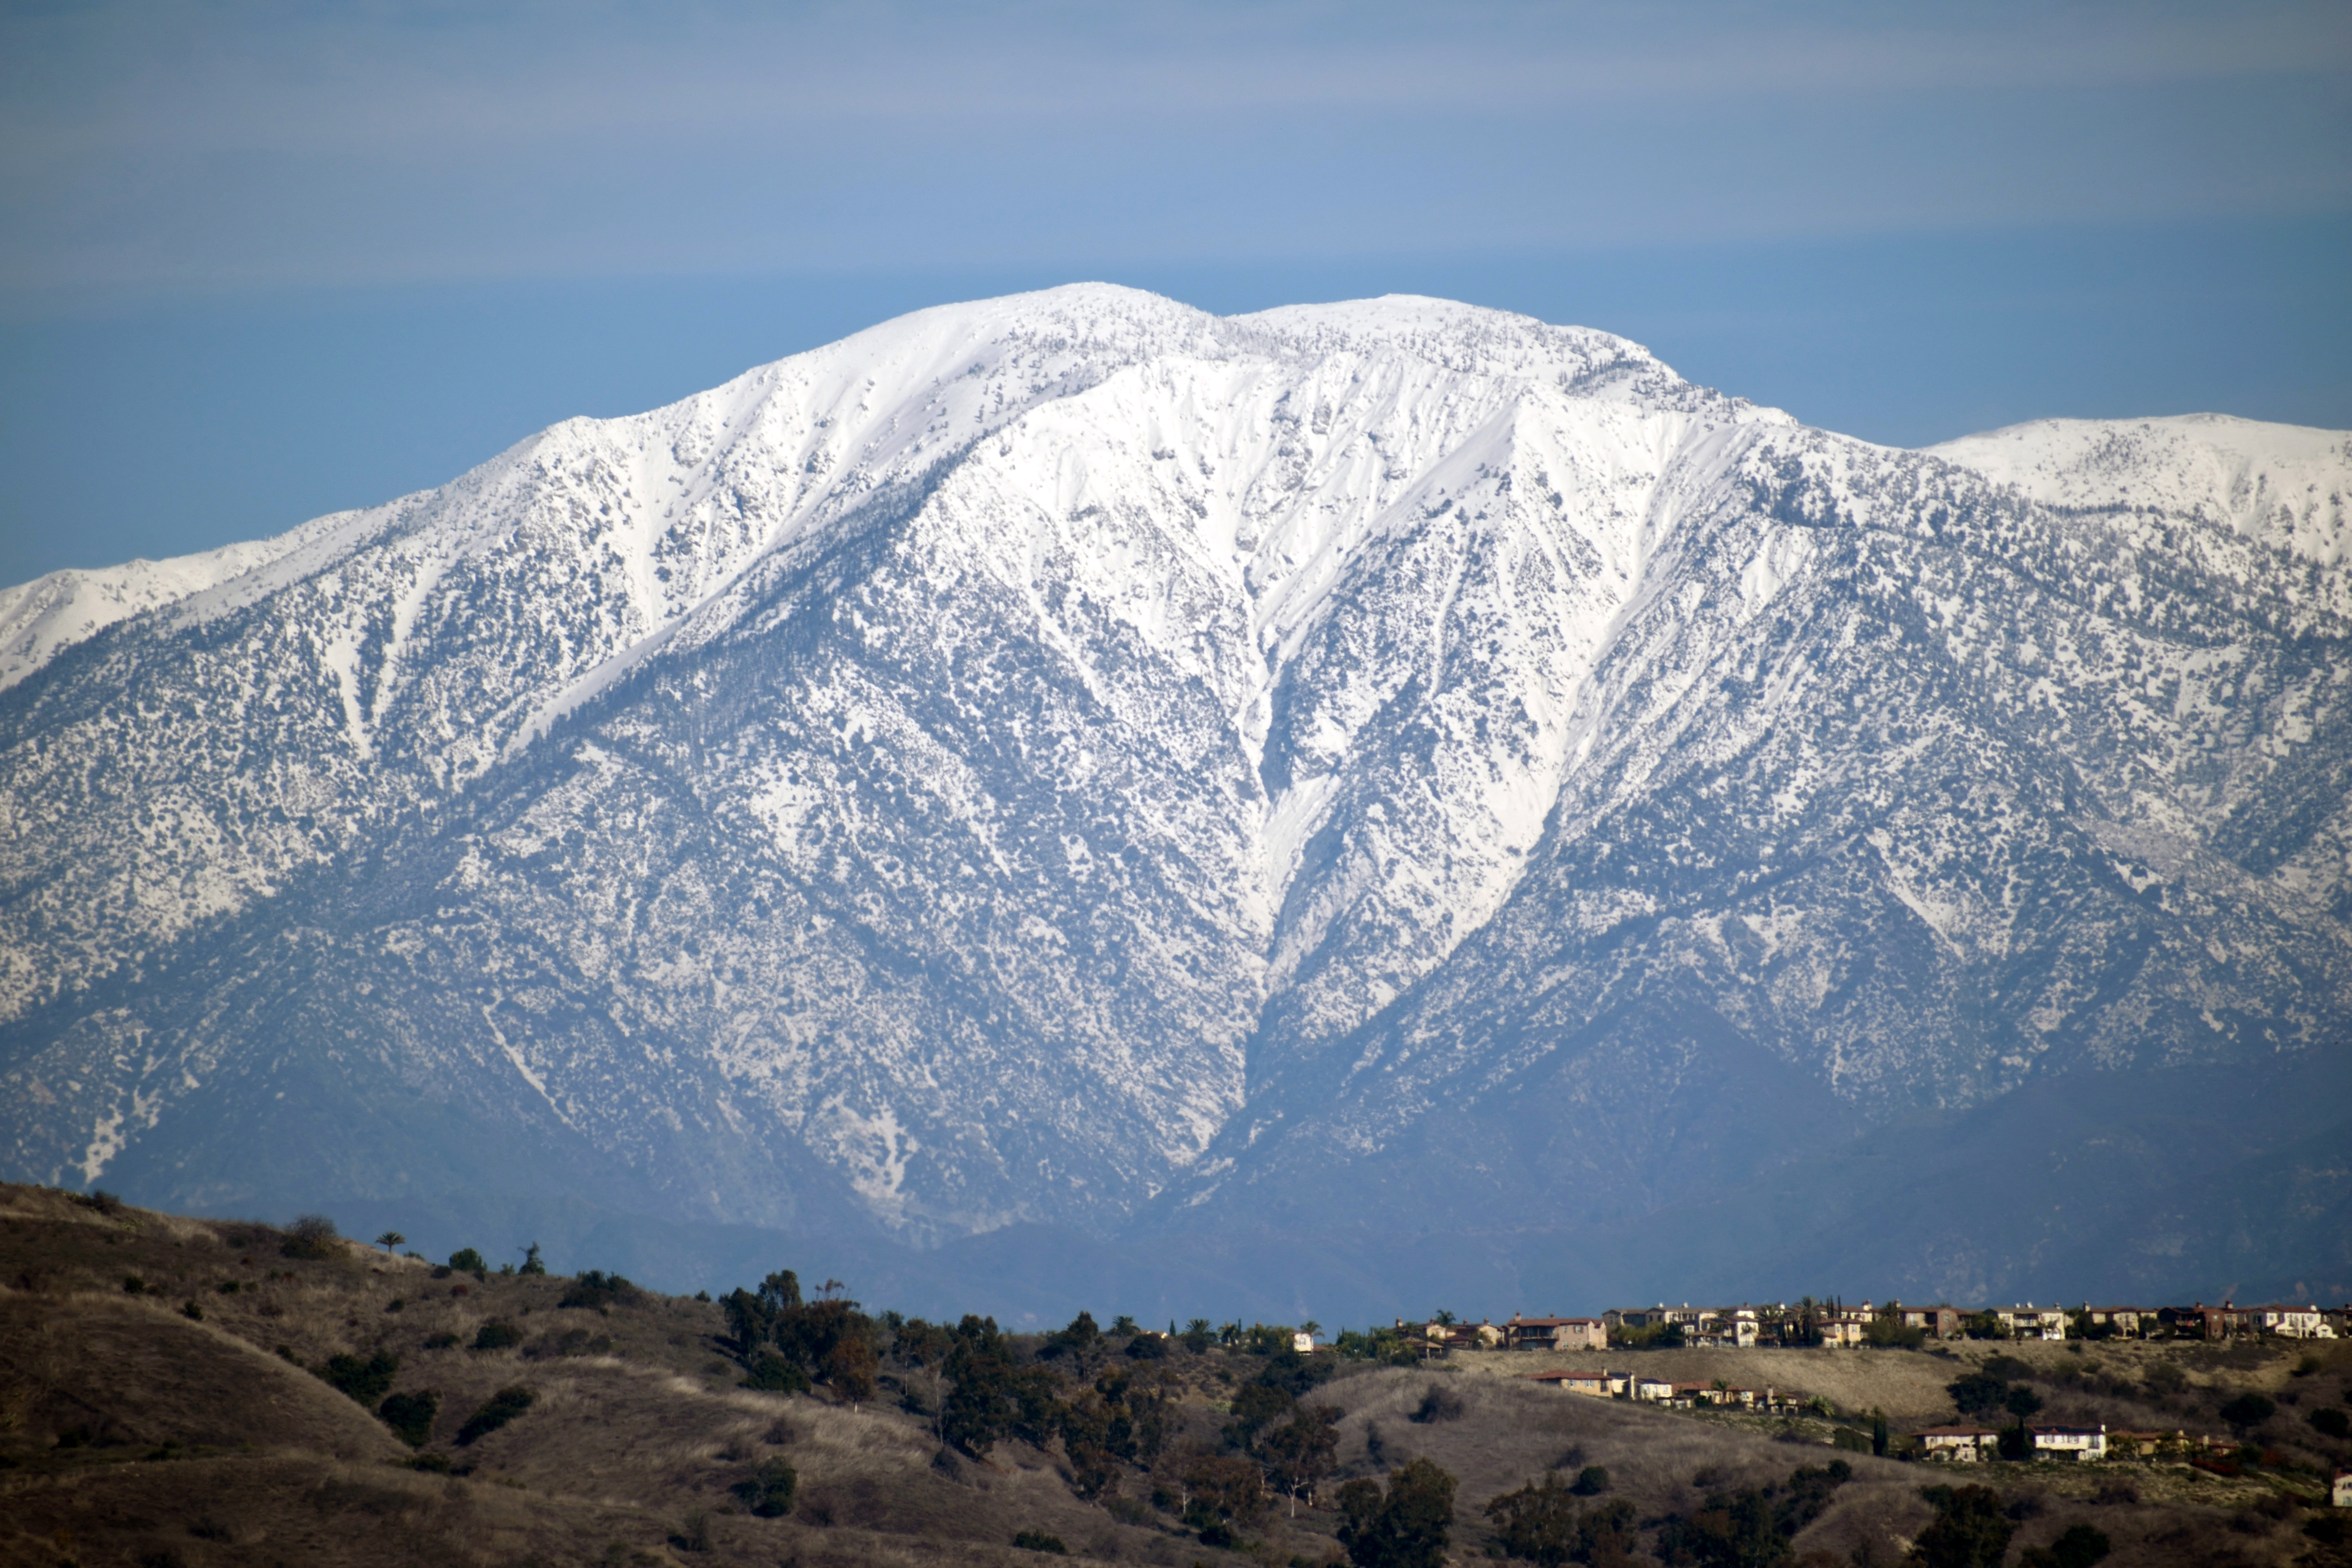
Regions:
[[0, 285, 2345, 1259]]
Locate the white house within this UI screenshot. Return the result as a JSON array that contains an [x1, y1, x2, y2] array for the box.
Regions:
[[1996, 1305, 2068, 1342], [1633, 1376, 1675, 1402], [2031, 1425, 2108, 1461], [1919, 1426, 1998, 1463], [1526, 1369, 1615, 1399], [2248, 1304, 2332, 1339], [2333, 1467, 2351, 1508], [1292, 1331, 1316, 1354]]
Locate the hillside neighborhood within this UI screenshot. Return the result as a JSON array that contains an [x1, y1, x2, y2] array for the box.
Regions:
[[1387, 1297, 2352, 1476]]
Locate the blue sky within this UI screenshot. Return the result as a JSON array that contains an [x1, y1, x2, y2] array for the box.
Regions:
[[3, 0, 2347, 584]]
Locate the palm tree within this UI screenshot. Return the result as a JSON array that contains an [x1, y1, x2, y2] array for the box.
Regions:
[[375, 1230, 405, 1254], [1300, 1319, 1323, 1340]]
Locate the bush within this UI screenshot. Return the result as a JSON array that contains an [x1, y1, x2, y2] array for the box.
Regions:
[[122, 1274, 145, 1294], [179, 1301, 203, 1321], [446, 1247, 487, 1277], [1125, 1331, 1169, 1360], [559, 1270, 638, 1310], [741, 1352, 811, 1394], [2018, 1523, 2111, 1568], [2219, 1393, 2276, 1431], [318, 1351, 399, 1405], [1012, 1530, 1069, 1554], [732, 1456, 798, 1517], [377, 1389, 439, 1447], [1409, 1385, 1465, 1424], [1913, 1484, 2013, 1568], [1569, 1466, 1610, 1496], [470, 1320, 524, 1352], [280, 1214, 341, 1261], [423, 1332, 460, 1350], [456, 1385, 535, 1445], [2310, 1406, 2350, 1439]]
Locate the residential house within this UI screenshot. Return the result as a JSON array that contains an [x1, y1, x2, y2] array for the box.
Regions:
[[1633, 1376, 1676, 1402], [2158, 1303, 2235, 1340], [2082, 1306, 2152, 1338], [1918, 1426, 1998, 1463], [2245, 1304, 2333, 1339], [1291, 1331, 1316, 1354], [2031, 1424, 2109, 1461], [1995, 1305, 2068, 1342], [1525, 1369, 1617, 1399], [2333, 1468, 2351, 1509], [1887, 1303, 1963, 1340], [1506, 1314, 1607, 1353], [1819, 1307, 1875, 1348]]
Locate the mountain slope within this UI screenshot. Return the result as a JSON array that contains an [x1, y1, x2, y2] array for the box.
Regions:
[[1, 285, 2345, 1298]]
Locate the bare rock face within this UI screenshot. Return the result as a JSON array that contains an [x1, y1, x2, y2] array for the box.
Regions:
[[2, 286, 2346, 1288]]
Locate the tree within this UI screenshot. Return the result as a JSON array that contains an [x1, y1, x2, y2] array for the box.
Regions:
[[2310, 1406, 2350, 1440], [1337, 1457, 1455, 1568], [517, 1242, 547, 1276], [1224, 1379, 1296, 1450], [374, 1230, 405, 1254], [1260, 1405, 1340, 1515], [1482, 1472, 1582, 1567], [281, 1214, 341, 1261], [1946, 1372, 2007, 1418], [826, 1334, 878, 1408], [1181, 1318, 1214, 1353], [1569, 1466, 1610, 1497], [1911, 1485, 2013, 1568], [448, 1247, 487, 1277]]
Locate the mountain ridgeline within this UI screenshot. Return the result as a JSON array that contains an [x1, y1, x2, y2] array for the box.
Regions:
[[2, 286, 2347, 1318]]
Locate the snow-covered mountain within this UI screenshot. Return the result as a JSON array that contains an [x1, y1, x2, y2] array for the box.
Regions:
[[3, 286, 2346, 1303]]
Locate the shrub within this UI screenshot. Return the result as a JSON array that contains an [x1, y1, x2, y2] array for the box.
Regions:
[[423, 1332, 460, 1350], [2018, 1523, 2112, 1568], [456, 1385, 535, 1445], [1913, 1484, 2013, 1568], [1569, 1466, 1610, 1496], [318, 1351, 399, 1405], [216, 1280, 239, 1295], [732, 1455, 799, 1517], [741, 1352, 811, 1393], [1409, 1385, 1465, 1424], [75, 1189, 125, 1216], [1012, 1530, 1069, 1553], [180, 1301, 203, 1321], [280, 1214, 341, 1260], [122, 1275, 145, 1294], [470, 1319, 524, 1352], [2310, 1406, 2350, 1439], [377, 1389, 439, 1447], [517, 1242, 547, 1277], [407, 1452, 453, 1474], [446, 1247, 487, 1277], [1125, 1331, 1168, 1360], [559, 1270, 639, 1310], [2219, 1393, 2276, 1431]]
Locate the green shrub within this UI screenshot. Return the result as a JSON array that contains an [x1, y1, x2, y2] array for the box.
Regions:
[[559, 1270, 639, 1311], [731, 1457, 799, 1517], [2219, 1393, 2276, 1431], [318, 1351, 399, 1405], [456, 1385, 535, 1445], [180, 1301, 204, 1321], [1569, 1466, 1610, 1497], [280, 1214, 341, 1260], [122, 1275, 145, 1294], [2310, 1406, 2350, 1439], [377, 1389, 439, 1447], [423, 1332, 460, 1350], [471, 1319, 524, 1352], [1012, 1530, 1069, 1553], [447, 1247, 487, 1277], [740, 1352, 811, 1393], [407, 1451, 453, 1474]]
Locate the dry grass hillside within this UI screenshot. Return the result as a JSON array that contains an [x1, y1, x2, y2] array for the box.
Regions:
[[3, 1183, 2347, 1568]]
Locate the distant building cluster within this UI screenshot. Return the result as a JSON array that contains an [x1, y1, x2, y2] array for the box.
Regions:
[[1399, 1297, 2344, 1356]]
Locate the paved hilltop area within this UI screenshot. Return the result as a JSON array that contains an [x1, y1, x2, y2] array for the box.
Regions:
[[5, 1186, 2350, 1566]]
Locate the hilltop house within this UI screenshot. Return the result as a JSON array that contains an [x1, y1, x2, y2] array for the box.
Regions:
[[2082, 1305, 2152, 1338], [2031, 1425, 2109, 1461], [1506, 1314, 1607, 1353], [1919, 1426, 1998, 1462], [1525, 1369, 1619, 1398], [2246, 1304, 2334, 1339], [2333, 1468, 2351, 1509], [1995, 1305, 2068, 1342], [1888, 1303, 1964, 1340]]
